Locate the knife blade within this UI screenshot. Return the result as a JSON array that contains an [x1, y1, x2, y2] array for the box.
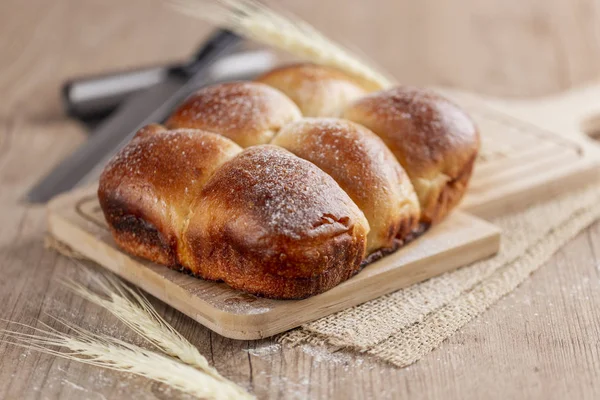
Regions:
[[27, 30, 241, 203]]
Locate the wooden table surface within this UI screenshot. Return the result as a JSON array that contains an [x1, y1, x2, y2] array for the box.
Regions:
[[1, 0, 600, 399]]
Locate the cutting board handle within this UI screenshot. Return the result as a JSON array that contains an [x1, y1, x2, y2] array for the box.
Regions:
[[543, 81, 600, 137], [488, 81, 600, 139]]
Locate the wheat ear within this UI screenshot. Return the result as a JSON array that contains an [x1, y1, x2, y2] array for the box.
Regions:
[[59, 268, 253, 398], [167, 0, 395, 90], [1, 318, 253, 400], [62, 272, 220, 377]]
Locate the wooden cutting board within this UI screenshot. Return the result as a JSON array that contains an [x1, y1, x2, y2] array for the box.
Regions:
[[46, 84, 600, 340], [47, 187, 500, 339]]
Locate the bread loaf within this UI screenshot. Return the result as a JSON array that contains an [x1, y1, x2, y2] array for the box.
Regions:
[[343, 86, 480, 223], [98, 64, 479, 299]]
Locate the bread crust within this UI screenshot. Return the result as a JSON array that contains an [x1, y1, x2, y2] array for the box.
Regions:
[[271, 118, 420, 253], [166, 82, 301, 147], [256, 63, 368, 117], [343, 86, 480, 223], [98, 125, 242, 266], [183, 145, 369, 299]]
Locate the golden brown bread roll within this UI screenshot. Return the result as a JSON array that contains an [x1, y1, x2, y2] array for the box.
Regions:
[[98, 124, 242, 266], [256, 63, 368, 117], [343, 86, 480, 224], [98, 66, 480, 299], [166, 82, 302, 147], [271, 118, 420, 254], [183, 145, 369, 299]]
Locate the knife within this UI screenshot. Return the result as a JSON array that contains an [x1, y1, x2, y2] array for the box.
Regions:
[[27, 30, 242, 203], [62, 49, 277, 123], [63, 64, 171, 122]]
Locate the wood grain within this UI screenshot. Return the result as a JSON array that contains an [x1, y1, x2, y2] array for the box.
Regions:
[[1, 0, 600, 399]]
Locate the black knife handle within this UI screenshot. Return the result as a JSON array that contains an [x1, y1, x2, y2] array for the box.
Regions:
[[181, 29, 241, 76]]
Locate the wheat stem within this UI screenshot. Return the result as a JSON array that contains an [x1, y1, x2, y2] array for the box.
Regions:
[[1, 319, 253, 400], [62, 274, 221, 378], [0, 265, 254, 399], [167, 0, 395, 90]]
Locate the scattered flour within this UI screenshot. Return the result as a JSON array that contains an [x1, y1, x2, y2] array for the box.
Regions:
[[246, 342, 281, 357]]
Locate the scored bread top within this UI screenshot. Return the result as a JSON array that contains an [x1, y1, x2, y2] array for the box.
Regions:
[[343, 86, 480, 223], [272, 118, 420, 253], [256, 63, 368, 117], [166, 82, 302, 148]]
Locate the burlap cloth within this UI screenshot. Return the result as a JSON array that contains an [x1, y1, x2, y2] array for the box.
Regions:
[[278, 127, 600, 367]]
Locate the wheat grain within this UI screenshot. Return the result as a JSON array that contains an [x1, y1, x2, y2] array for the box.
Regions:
[[1, 318, 254, 400], [63, 273, 220, 377], [167, 0, 395, 90], [59, 267, 252, 398]]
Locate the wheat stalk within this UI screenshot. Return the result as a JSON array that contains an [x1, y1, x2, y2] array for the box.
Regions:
[[62, 272, 221, 378], [167, 0, 395, 90], [0, 265, 254, 399], [1, 318, 253, 400]]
